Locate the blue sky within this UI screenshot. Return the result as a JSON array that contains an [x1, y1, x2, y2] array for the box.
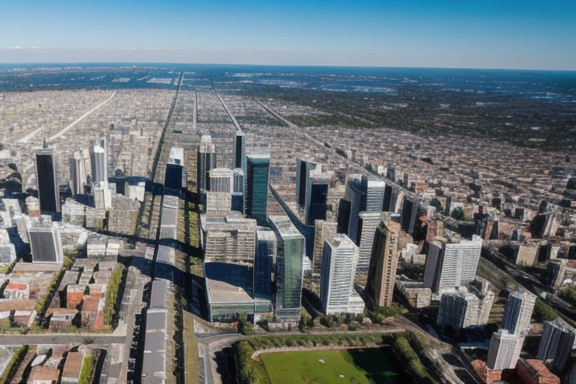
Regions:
[[1, 0, 575, 69]]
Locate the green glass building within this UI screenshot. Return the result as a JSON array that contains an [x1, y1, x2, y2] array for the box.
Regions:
[[269, 215, 305, 322], [245, 153, 270, 225]]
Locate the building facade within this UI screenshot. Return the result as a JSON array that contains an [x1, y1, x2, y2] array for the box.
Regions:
[[29, 216, 64, 263], [366, 220, 400, 307], [320, 234, 364, 315], [423, 234, 482, 294], [36, 146, 61, 215], [537, 319, 576, 372], [245, 153, 270, 225], [269, 215, 305, 322], [197, 135, 217, 194]]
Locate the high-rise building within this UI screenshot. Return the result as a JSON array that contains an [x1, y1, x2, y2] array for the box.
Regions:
[[233, 131, 245, 171], [304, 168, 330, 225], [255, 227, 276, 299], [205, 192, 231, 212], [343, 175, 385, 243], [231, 168, 244, 213], [487, 290, 536, 370], [401, 196, 419, 235], [366, 220, 400, 307], [487, 330, 524, 370], [320, 234, 365, 315], [29, 216, 64, 263], [312, 220, 337, 275], [209, 168, 233, 193], [501, 291, 536, 337], [337, 199, 352, 234], [437, 289, 494, 330], [296, 157, 317, 207], [165, 147, 186, 194], [382, 184, 393, 212], [197, 135, 217, 194], [91, 139, 108, 186], [206, 168, 233, 211], [537, 319, 576, 372], [356, 211, 382, 274], [201, 213, 257, 265], [546, 259, 567, 289], [269, 215, 305, 322], [93, 181, 113, 210], [423, 234, 482, 294], [70, 149, 87, 195], [437, 291, 479, 330], [245, 153, 270, 226], [35, 145, 60, 216]]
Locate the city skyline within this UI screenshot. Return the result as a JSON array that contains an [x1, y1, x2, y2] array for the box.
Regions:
[[1, 0, 575, 70]]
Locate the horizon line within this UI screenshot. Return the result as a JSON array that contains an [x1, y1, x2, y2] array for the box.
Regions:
[[1, 61, 576, 73], [0, 47, 574, 72]]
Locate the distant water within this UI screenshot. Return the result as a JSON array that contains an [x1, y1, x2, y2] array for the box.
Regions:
[[1, 63, 575, 102]]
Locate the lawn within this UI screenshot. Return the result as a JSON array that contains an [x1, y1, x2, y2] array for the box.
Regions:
[[260, 348, 409, 384]]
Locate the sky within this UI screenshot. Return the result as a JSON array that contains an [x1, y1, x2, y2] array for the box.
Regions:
[[1, 0, 575, 70]]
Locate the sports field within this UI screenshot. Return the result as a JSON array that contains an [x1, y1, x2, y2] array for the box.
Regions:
[[260, 348, 411, 384]]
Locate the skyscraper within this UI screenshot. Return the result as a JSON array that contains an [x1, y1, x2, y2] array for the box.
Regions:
[[366, 220, 400, 307], [91, 138, 108, 186], [233, 131, 245, 171], [436, 289, 494, 331], [487, 290, 536, 370], [29, 216, 64, 264], [320, 234, 365, 315], [537, 319, 576, 372], [197, 135, 217, 194], [487, 330, 525, 370], [296, 157, 317, 207], [356, 211, 382, 274], [269, 215, 305, 322], [209, 168, 233, 193], [312, 220, 337, 275], [165, 147, 186, 194], [423, 234, 482, 294], [201, 213, 257, 265], [343, 175, 385, 243], [501, 291, 536, 337], [231, 168, 244, 212], [304, 168, 330, 225], [255, 227, 276, 299], [35, 145, 60, 216], [70, 149, 87, 196], [245, 153, 270, 226], [401, 196, 419, 235], [337, 199, 352, 234]]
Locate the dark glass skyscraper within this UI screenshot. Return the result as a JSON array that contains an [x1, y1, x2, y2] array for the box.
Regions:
[[269, 215, 304, 322], [197, 135, 217, 194], [296, 157, 317, 207], [401, 196, 418, 235], [233, 131, 245, 170], [36, 146, 60, 216], [255, 227, 276, 299], [245, 153, 270, 226]]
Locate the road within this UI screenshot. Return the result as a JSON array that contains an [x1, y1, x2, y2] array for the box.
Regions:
[[50, 91, 117, 140]]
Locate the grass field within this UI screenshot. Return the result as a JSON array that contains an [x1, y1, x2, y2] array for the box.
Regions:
[[260, 348, 409, 384]]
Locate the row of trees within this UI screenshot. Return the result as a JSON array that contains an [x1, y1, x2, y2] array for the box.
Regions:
[[35, 257, 74, 320], [0, 345, 29, 383], [103, 265, 124, 328]]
